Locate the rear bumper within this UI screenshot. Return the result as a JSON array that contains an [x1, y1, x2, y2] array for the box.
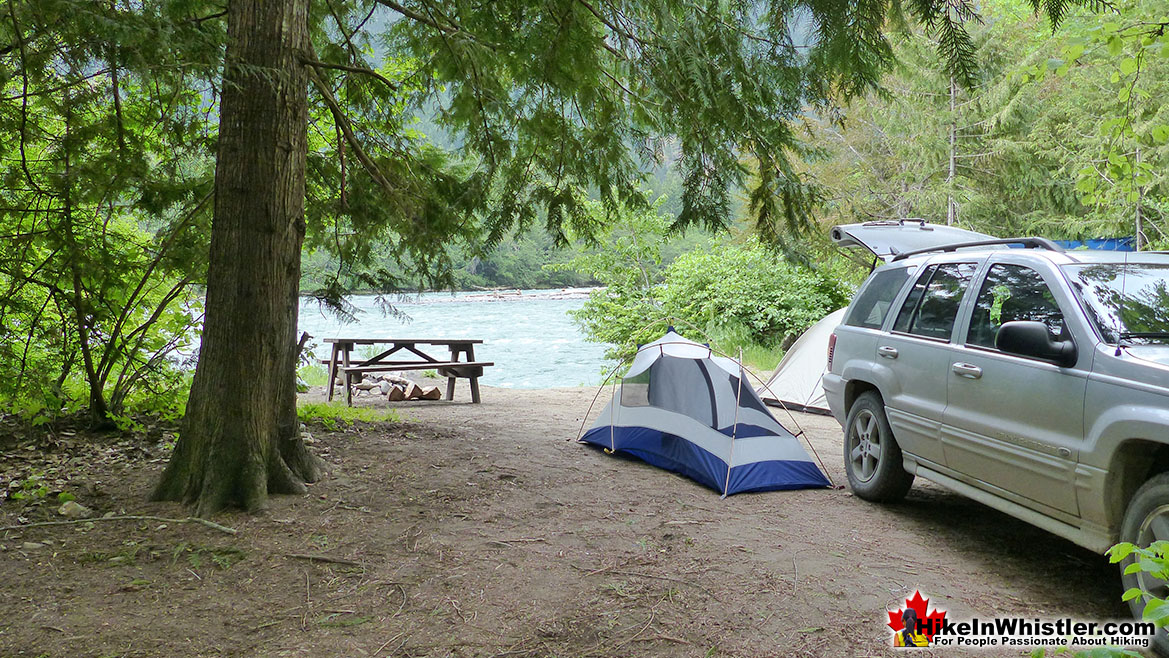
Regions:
[[822, 372, 847, 425]]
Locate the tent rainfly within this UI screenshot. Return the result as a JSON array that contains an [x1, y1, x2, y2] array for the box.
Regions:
[[580, 330, 830, 496], [758, 308, 847, 415]]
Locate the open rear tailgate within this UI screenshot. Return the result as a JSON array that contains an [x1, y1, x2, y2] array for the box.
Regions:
[[830, 220, 996, 261]]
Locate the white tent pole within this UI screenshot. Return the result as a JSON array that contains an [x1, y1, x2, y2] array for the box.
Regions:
[[747, 367, 835, 488], [575, 340, 696, 445], [608, 369, 618, 452], [722, 347, 744, 498], [573, 357, 631, 442]]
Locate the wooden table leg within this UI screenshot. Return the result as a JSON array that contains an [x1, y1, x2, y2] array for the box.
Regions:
[[326, 344, 340, 402], [342, 343, 353, 406], [445, 345, 458, 401], [466, 344, 481, 404]]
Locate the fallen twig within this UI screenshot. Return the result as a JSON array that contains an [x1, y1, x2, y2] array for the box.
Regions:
[[284, 553, 361, 567], [633, 633, 691, 645], [488, 537, 546, 548], [570, 564, 720, 601], [0, 515, 237, 535], [374, 630, 406, 655]]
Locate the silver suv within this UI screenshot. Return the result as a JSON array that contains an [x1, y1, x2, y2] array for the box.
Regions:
[[822, 223, 1169, 635]]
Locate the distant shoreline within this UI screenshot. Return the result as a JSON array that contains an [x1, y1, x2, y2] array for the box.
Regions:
[[300, 286, 600, 304]]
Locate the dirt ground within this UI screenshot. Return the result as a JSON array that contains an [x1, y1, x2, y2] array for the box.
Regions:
[[0, 380, 1131, 657]]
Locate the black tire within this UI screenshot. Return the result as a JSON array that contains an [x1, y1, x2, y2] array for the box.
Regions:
[[1120, 473, 1169, 657], [843, 391, 914, 502]]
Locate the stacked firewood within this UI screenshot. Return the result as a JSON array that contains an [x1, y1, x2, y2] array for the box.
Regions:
[[343, 374, 442, 401]]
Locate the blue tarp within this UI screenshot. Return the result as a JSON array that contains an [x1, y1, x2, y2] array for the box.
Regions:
[[1054, 237, 1135, 251]]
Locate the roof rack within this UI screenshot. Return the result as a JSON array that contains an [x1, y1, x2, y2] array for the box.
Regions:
[[860, 218, 930, 228], [890, 237, 1065, 262]]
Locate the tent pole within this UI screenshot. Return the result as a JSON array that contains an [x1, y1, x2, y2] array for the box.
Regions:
[[739, 362, 836, 488], [573, 358, 631, 442], [722, 347, 744, 498], [608, 366, 618, 452]]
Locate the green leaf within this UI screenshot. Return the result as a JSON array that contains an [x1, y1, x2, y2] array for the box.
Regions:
[[1109, 35, 1124, 56], [1118, 87, 1131, 103], [1123, 587, 1145, 602], [1047, 58, 1065, 71]]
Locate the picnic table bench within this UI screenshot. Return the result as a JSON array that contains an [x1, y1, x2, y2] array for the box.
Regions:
[[323, 338, 493, 406]]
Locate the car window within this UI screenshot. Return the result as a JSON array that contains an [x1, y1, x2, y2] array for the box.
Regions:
[[892, 263, 978, 340], [967, 264, 1065, 349], [844, 266, 915, 329], [1063, 263, 1169, 344]]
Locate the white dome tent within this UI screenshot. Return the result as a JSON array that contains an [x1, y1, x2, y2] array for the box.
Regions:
[[758, 308, 847, 415], [579, 329, 831, 496]]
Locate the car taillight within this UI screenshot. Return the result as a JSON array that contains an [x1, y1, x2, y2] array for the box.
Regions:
[[827, 332, 837, 372]]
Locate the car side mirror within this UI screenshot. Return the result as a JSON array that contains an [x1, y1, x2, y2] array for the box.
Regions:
[[995, 321, 1077, 367]]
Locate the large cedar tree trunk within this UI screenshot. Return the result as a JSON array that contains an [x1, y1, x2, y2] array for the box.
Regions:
[[153, 0, 321, 514]]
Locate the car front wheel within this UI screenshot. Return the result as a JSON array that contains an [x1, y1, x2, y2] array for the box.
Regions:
[[844, 391, 914, 502], [1120, 473, 1169, 656]]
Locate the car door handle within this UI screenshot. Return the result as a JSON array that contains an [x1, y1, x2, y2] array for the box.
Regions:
[[952, 362, 983, 379], [877, 346, 899, 359]]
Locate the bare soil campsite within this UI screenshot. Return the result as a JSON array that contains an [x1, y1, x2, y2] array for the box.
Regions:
[[1, 381, 1127, 657]]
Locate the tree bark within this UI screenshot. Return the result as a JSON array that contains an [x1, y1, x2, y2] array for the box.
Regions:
[[152, 0, 321, 515]]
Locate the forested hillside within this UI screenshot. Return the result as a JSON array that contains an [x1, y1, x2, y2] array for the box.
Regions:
[[802, 0, 1168, 244]]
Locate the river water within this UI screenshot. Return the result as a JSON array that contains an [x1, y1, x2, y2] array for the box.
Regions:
[[296, 289, 610, 389]]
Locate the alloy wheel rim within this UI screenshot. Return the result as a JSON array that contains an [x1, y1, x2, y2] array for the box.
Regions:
[[848, 409, 882, 483], [1135, 504, 1169, 604]]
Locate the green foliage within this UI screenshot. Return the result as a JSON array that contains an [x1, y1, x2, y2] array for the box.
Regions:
[[6, 471, 49, 502], [0, 0, 219, 425], [1027, 541, 1169, 658], [301, 224, 597, 293], [562, 201, 850, 363], [657, 241, 851, 349], [1110, 541, 1169, 626], [297, 402, 401, 431], [298, 365, 331, 388]]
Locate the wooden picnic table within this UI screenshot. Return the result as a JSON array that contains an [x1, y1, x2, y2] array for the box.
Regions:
[[323, 338, 493, 406]]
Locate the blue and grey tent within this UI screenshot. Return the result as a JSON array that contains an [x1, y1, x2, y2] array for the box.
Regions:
[[580, 330, 830, 496]]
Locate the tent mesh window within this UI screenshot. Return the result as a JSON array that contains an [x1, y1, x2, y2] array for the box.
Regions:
[[648, 357, 717, 426], [620, 369, 651, 407]]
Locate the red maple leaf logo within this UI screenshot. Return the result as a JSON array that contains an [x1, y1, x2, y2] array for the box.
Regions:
[[887, 590, 947, 642]]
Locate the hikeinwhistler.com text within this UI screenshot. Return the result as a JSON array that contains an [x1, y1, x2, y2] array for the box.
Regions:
[[923, 617, 1155, 649]]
